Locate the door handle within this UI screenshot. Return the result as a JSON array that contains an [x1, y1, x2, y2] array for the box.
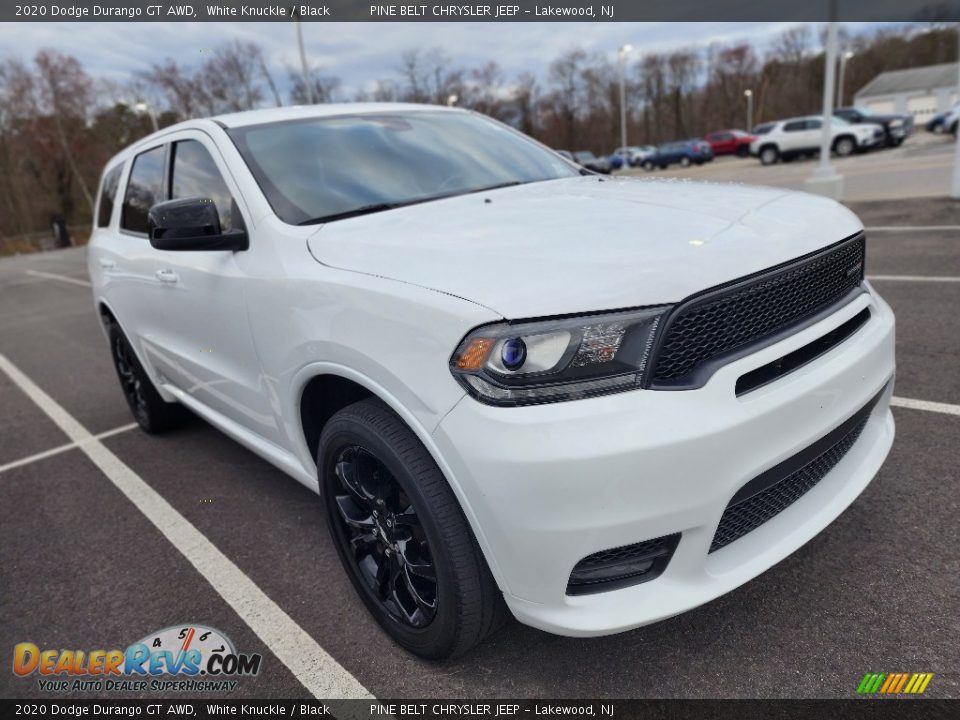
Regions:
[[155, 269, 179, 284], [99, 258, 116, 270]]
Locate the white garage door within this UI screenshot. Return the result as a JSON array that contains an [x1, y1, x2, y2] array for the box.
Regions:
[[864, 99, 896, 114], [906, 94, 938, 120]]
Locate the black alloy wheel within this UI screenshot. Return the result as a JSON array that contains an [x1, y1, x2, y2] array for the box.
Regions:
[[113, 331, 149, 427], [319, 398, 505, 659], [107, 321, 189, 433], [331, 445, 438, 628]]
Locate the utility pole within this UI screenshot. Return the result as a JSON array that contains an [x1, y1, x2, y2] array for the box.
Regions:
[[744, 89, 753, 131], [837, 51, 854, 107], [951, 24, 960, 198], [805, 5, 844, 199], [294, 10, 314, 104], [618, 44, 633, 150]]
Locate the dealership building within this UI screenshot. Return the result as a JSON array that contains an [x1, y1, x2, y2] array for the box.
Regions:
[[854, 62, 958, 122]]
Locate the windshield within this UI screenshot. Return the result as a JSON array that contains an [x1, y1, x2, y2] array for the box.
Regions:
[[753, 123, 775, 135], [228, 110, 578, 225], [831, 116, 851, 126], [575, 151, 596, 161]]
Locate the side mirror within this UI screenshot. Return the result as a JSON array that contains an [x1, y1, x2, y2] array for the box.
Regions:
[[148, 197, 248, 252]]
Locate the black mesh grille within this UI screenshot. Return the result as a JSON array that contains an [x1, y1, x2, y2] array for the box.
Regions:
[[710, 413, 870, 553], [577, 536, 674, 569], [567, 533, 680, 595], [651, 236, 865, 385]]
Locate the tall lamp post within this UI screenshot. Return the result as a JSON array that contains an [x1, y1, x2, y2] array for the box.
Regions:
[[744, 89, 753, 131], [133, 102, 159, 132], [618, 44, 633, 151], [294, 9, 314, 104], [837, 50, 854, 107], [805, 10, 843, 199]]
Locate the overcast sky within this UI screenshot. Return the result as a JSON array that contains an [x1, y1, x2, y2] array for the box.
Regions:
[[0, 21, 885, 99]]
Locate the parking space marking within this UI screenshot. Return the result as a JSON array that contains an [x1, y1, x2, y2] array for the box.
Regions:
[[0, 422, 137, 474], [867, 275, 960, 283], [866, 226, 960, 232], [24, 269, 92, 288], [892, 396, 960, 417], [0, 353, 372, 700]]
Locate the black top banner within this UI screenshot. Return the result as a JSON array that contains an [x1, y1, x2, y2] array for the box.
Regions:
[[3, 0, 960, 22]]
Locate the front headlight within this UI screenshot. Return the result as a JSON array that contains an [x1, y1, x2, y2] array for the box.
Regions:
[[450, 306, 669, 406]]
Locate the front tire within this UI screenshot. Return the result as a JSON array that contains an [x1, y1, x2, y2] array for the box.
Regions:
[[834, 136, 856, 157], [759, 145, 779, 165], [319, 398, 505, 659], [108, 322, 188, 433], [680, 156, 691, 167]]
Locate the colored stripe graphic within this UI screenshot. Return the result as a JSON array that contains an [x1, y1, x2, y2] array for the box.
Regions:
[[857, 672, 932, 694]]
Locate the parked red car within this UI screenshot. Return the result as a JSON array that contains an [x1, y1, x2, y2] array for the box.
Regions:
[[705, 129, 756, 157]]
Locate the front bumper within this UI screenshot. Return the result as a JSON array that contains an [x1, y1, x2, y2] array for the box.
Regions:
[[432, 286, 895, 636]]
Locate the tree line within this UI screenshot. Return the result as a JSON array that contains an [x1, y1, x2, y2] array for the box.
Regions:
[[1, 23, 957, 253]]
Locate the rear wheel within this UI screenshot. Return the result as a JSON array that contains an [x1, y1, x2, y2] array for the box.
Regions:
[[319, 398, 506, 659], [108, 322, 188, 433], [642, 160, 655, 171], [680, 156, 691, 167], [759, 145, 779, 165]]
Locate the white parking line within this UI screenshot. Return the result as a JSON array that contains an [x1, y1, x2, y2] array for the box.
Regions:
[[0, 353, 371, 700], [24, 269, 92, 288], [867, 275, 960, 283], [0, 422, 137, 474], [866, 226, 960, 232], [892, 396, 960, 417]]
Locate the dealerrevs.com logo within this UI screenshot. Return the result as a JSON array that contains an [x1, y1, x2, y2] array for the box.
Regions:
[[12, 624, 261, 693]]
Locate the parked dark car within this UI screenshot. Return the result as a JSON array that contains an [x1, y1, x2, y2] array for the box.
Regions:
[[834, 106, 913, 147], [705, 129, 756, 157], [641, 140, 712, 170], [571, 150, 612, 174], [926, 111, 947, 133]]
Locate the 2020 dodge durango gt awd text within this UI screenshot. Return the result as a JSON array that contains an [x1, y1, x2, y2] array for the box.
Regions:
[[89, 104, 896, 660]]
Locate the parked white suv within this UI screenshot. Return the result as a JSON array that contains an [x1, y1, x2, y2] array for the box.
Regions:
[[750, 115, 882, 165], [89, 104, 896, 659]]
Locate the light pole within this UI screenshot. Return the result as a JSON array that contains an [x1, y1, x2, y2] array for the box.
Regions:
[[805, 11, 843, 199], [837, 50, 854, 107], [618, 44, 633, 151], [293, 10, 314, 104], [133, 102, 159, 132], [744, 89, 753, 131], [951, 24, 960, 198]]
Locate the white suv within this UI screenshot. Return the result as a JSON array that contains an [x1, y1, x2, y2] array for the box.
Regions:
[[89, 104, 896, 659], [750, 115, 882, 165]]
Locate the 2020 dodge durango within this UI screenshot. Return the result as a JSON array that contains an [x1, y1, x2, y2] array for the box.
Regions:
[[89, 104, 896, 659]]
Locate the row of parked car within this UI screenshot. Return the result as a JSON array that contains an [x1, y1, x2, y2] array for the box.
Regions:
[[560, 105, 915, 173]]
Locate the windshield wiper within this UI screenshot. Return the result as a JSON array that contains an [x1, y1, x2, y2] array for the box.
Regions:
[[298, 180, 531, 225], [299, 203, 402, 225]]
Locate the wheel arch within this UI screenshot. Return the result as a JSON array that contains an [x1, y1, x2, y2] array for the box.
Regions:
[[832, 133, 857, 151], [292, 363, 510, 594]]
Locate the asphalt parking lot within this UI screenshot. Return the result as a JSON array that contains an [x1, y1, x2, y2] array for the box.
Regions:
[[1, 196, 958, 701], [620, 131, 959, 202]]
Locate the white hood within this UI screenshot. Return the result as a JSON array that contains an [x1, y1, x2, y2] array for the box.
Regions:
[[306, 176, 863, 319]]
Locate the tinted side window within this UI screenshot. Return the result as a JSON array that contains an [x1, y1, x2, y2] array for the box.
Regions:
[[97, 165, 123, 228], [806, 119, 822, 130], [171, 140, 235, 232], [783, 121, 806, 132], [122, 146, 166, 234]]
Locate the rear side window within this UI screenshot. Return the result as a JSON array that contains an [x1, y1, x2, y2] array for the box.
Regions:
[[122, 146, 166, 234], [97, 165, 123, 228], [171, 140, 236, 232], [806, 119, 823, 130]]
